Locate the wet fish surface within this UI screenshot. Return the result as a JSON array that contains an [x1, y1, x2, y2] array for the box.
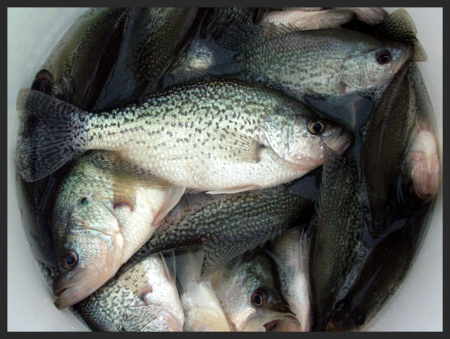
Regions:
[[176, 250, 231, 331], [210, 249, 299, 331], [50, 151, 176, 309], [308, 144, 363, 331], [74, 255, 184, 331], [132, 182, 315, 276], [16, 79, 351, 196]]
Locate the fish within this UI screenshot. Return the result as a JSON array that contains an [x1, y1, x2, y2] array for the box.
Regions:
[[336, 8, 387, 26], [43, 8, 132, 110], [328, 197, 435, 331], [50, 151, 181, 309], [16, 79, 352, 200], [73, 254, 184, 331], [209, 23, 413, 100], [362, 62, 440, 236], [308, 144, 363, 331], [259, 9, 355, 30], [402, 63, 440, 205], [131, 181, 315, 276], [176, 250, 231, 331], [42, 8, 202, 112], [93, 8, 202, 111], [210, 249, 299, 331], [268, 228, 311, 331]]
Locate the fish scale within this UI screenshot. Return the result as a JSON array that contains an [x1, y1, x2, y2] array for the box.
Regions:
[[132, 183, 314, 276], [17, 79, 351, 194]]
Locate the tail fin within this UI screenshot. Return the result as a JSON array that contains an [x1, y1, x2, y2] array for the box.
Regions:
[[15, 89, 87, 182]]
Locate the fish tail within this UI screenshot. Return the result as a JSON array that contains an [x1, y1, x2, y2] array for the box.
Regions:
[[15, 89, 87, 182]]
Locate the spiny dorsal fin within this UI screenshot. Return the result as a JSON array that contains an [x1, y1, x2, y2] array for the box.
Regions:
[[376, 8, 427, 62]]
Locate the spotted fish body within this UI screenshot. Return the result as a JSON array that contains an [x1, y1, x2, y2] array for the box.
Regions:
[[16, 80, 351, 194], [238, 28, 412, 99], [74, 255, 184, 332], [51, 151, 174, 309], [131, 183, 314, 276]]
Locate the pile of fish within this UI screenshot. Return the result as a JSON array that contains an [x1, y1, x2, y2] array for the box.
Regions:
[[15, 7, 440, 331]]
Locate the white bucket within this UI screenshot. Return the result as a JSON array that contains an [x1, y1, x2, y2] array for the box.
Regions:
[[7, 8, 442, 331]]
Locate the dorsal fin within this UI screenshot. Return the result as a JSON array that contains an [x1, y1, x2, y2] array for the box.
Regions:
[[376, 8, 427, 62]]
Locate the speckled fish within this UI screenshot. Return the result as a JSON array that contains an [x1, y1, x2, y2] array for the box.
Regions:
[[308, 144, 363, 331], [51, 151, 180, 309], [210, 21, 413, 100], [131, 181, 315, 276], [211, 249, 299, 331], [42, 8, 201, 112], [176, 250, 231, 332], [16, 80, 352, 199], [41, 8, 131, 110], [268, 228, 311, 331], [328, 197, 435, 332], [93, 8, 202, 111], [73, 255, 184, 331]]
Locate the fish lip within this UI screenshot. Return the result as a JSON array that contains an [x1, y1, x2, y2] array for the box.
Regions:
[[242, 311, 299, 331], [323, 128, 353, 155]]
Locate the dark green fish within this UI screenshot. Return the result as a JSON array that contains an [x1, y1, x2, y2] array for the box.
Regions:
[[73, 255, 184, 332], [132, 182, 315, 276], [308, 144, 363, 331], [328, 198, 435, 331], [45, 8, 131, 110], [94, 8, 202, 111]]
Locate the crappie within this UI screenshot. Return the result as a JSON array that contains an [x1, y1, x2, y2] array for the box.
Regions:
[[51, 151, 179, 309], [362, 63, 439, 236], [211, 249, 298, 331], [132, 181, 315, 276], [212, 24, 413, 100], [74, 255, 184, 331], [309, 144, 362, 331], [42, 8, 201, 112], [176, 250, 231, 331], [16, 80, 352, 197], [328, 198, 435, 331], [269, 228, 311, 331]]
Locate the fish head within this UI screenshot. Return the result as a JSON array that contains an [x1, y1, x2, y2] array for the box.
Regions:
[[214, 251, 298, 331], [241, 285, 300, 331], [52, 197, 124, 309], [341, 40, 413, 93], [259, 113, 353, 171]]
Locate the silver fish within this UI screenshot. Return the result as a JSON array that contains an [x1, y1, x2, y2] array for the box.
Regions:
[[176, 250, 231, 331], [211, 249, 298, 331], [16, 80, 351, 198], [51, 151, 179, 309]]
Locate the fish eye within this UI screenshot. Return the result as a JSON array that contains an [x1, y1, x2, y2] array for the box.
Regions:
[[307, 121, 325, 135], [60, 249, 78, 270], [376, 50, 392, 65], [251, 288, 269, 308]]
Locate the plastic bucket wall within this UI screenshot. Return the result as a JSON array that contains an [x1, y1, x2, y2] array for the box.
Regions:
[[7, 8, 442, 331]]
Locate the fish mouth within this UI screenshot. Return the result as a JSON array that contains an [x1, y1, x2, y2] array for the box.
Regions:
[[323, 127, 353, 155], [242, 311, 299, 332], [52, 263, 117, 309]]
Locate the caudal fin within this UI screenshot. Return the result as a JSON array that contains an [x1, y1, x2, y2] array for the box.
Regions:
[[15, 89, 86, 182]]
